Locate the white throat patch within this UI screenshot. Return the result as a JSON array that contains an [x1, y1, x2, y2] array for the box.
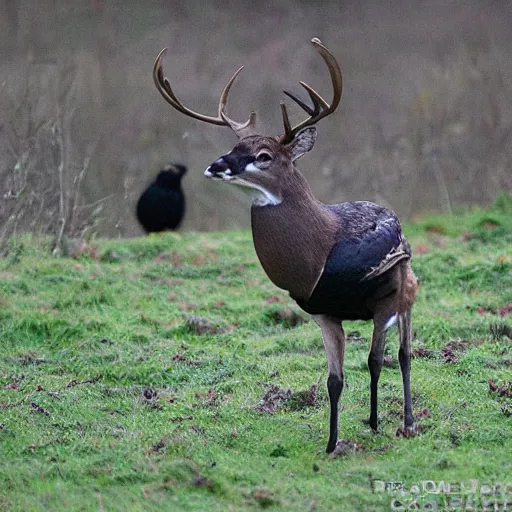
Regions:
[[234, 179, 281, 206], [204, 162, 281, 206], [241, 162, 281, 206]]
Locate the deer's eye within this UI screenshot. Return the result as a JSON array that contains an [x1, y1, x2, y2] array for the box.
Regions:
[[256, 151, 273, 163]]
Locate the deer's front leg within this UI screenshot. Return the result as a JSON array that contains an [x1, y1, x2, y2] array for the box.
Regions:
[[312, 314, 346, 453]]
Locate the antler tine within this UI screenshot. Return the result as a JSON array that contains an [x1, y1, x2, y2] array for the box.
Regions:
[[153, 47, 257, 137], [283, 90, 317, 116], [279, 38, 343, 144], [218, 66, 257, 139]]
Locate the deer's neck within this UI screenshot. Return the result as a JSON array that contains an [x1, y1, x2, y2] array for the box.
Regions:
[[250, 169, 338, 300]]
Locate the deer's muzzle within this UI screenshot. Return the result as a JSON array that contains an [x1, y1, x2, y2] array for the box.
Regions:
[[204, 154, 255, 181]]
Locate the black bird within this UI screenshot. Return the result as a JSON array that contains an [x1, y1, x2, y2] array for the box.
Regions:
[[136, 163, 187, 233]]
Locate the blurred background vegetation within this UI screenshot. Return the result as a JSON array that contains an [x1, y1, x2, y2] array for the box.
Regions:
[[0, 0, 511, 244]]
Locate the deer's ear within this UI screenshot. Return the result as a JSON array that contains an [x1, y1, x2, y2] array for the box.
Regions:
[[285, 127, 317, 161]]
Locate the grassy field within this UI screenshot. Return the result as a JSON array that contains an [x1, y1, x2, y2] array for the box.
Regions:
[[1, 197, 511, 511]]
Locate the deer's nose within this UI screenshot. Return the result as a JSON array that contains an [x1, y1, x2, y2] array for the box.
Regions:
[[208, 158, 230, 175], [204, 156, 236, 179]]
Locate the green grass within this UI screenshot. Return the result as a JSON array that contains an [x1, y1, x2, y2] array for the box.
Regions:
[[1, 198, 511, 511]]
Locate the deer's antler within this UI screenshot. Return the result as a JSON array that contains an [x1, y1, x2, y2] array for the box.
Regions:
[[279, 38, 343, 144], [153, 48, 257, 139]]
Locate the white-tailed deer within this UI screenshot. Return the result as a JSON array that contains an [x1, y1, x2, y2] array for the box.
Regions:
[[153, 38, 419, 453]]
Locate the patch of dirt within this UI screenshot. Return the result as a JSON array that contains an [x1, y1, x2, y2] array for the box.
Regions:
[[207, 388, 216, 405], [193, 473, 213, 489], [395, 408, 430, 437], [66, 374, 101, 388], [3, 375, 25, 390], [416, 408, 431, 419], [412, 348, 435, 359], [169, 415, 193, 423], [265, 308, 307, 328], [170, 252, 181, 267], [470, 304, 512, 317], [413, 244, 430, 255], [250, 489, 279, 508], [488, 379, 512, 398], [329, 439, 364, 457], [30, 402, 50, 416], [257, 385, 292, 413], [192, 254, 206, 266], [184, 315, 221, 335], [440, 340, 469, 363], [142, 388, 163, 410], [479, 219, 500, 230], [476, 305, 497, 314], [1, 400, 24, 409], [395, 424, 423, 438], [179, 303, 200, 312], [500, 304, 512, 317], [17, 352, 47, 366], [264, 295, 286, 304], [145, 438, 166, 455], [143, 388, 158, 401], [288, 383, 318, 410], [425, 224, 447, 235], [171, 353, 201, 367], [257, 383, 319, 413]]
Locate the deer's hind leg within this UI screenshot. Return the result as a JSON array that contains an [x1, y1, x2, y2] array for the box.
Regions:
[[397, 262, 419, 433], [398, 309, 415, 431], [368, 273, 403, 432], [368, 308, 390, 431]]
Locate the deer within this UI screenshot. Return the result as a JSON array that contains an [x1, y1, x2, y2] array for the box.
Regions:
[[152, 38, 419, 453]]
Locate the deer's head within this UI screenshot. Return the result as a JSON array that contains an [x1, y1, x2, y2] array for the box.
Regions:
[[153, 38, 342, 206]]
